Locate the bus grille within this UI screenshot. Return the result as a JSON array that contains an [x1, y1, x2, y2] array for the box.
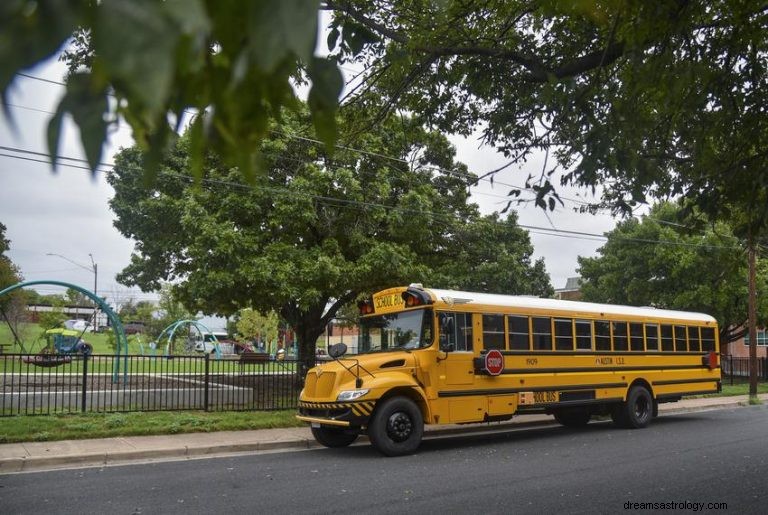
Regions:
[[304, 371, 337, 398]]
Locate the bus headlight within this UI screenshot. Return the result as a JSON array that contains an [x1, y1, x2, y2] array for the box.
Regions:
[[337, 389, 370, 401]]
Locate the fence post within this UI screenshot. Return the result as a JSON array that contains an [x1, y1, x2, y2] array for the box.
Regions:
[[204, 353, 210, 412], [81, 352, 89, 413], [729, 355, 734, 386]]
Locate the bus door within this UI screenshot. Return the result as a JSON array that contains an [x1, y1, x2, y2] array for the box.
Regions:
[[437, 312, 485, 423]]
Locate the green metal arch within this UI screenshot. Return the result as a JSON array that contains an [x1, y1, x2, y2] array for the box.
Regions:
[[156, 319, 222, 359], [0, 280, 128, 382]]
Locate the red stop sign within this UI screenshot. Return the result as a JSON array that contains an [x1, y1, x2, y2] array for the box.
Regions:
[[484, 349, 504, 376]]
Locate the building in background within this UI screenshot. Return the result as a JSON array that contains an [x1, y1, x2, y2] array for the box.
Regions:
[[554, 277, 582, 301]]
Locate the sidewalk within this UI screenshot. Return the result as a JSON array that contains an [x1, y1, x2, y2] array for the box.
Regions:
[[1, 394, 764, 474]]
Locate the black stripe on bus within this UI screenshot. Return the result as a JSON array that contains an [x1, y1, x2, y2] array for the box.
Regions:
[[516, 397, 625, 410], [657, 389, 719, 399], [652, 378, 720, 386], [437, 382, 628, 398], [501, 365, 718, 374], [498, 351, 719, 357]]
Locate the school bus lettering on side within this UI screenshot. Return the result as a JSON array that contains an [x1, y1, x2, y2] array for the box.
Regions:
[[297, 284, 721, 456]]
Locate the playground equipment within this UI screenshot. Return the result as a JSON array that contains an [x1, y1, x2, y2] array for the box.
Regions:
[[21, 328, 93, 367], [154, 319, 224, 359], [0, 280, 128, 382]]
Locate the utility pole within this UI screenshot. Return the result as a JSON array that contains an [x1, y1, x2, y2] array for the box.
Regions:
[[748, 241, 758, 400]]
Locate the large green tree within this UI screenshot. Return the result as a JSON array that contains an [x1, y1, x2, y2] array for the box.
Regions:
[[326, 2, 768, 218], [0, 222, 27, 347], [578, 203, 768, 348], [108, 108, 550, 372], [432, 212, 553, 297]]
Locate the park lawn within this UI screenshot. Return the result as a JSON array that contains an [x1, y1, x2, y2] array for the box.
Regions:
[[700, 381, 768, 397], [0, 409, 304, 444]]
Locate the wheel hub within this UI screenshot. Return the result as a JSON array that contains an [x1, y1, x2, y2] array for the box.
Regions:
[[386, 411, 412, 442]]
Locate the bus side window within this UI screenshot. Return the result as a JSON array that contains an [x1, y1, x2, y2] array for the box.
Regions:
[[688, 326, 701, 351], [575, 320, 592, 350], [508, 315, 530, 350], [438, 313, 456, 351], [701, 327, 715, 351], [613, 322, 628, 351], [630, 323, 644, 351], [482, 314, 506, 350], [439, 312, 473, 352], [595, 321, 611, 351], [532, 317, 552, 351], [554, 318, 574, 351], [645, 324, 659, 351], [661, 325, 674, 351], [674, 325, 688, 351]]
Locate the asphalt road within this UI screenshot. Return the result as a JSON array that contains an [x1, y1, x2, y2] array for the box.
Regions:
[[2, 406, 766, 514]]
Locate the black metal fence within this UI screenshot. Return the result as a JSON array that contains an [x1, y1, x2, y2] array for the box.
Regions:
[[0, 353, 308, 417], [720, 356, 768, 385]]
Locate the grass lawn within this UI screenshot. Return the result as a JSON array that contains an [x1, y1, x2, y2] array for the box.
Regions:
[[0, 410, 304, 444], [700, 381, 768, 397]]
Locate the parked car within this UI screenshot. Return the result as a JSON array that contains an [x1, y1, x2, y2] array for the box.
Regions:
[[123, 321, 146, 335]]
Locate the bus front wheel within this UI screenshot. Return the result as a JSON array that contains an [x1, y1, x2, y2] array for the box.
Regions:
[[613, 386, 653, 429], [311, 426, 359, 448], [368, 397, 424, 457]]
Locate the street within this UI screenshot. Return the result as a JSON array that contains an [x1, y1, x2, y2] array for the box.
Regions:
[[1, 405, 766, 514]]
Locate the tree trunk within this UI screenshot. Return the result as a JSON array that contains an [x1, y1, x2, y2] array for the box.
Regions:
[[748, 242, 758, 399], [295, 321, 325, 380]]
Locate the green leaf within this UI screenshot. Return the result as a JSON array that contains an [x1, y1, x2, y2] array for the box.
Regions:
[[64, 74, 109, 174], [188, 114, 205, 183], [248, 0, 320, 72], [94, 0, 178, 114], [45, 103, 66, 173], [327, 26, 340, 52], [307, 57, 343, 150]]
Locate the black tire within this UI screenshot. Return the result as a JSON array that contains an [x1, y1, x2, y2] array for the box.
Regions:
[[311, 426, 359, 448], [368, 397, 424, 457], [553, 408, 591, 427], [614, 385, 653, 429]]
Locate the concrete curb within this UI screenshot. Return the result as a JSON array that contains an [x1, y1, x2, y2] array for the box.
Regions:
[[0, 395, 762, 474]]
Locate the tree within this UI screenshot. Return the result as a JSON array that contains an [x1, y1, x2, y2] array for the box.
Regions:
[[577, 203, 768, 348], [236, 309, 279, 352], [2, 0, 350, 181], [432, 211, 553, 297], [324, 2, 768, 213], [0, 222, 28, 348], [108, 106, 550, 372]]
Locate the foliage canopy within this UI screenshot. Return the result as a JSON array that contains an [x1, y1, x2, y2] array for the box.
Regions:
[[107, 107, 551, 367], [578, 203, 768, 345]]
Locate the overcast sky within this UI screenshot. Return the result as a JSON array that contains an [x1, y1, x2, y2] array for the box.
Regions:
[[0, 56, 618, 312]]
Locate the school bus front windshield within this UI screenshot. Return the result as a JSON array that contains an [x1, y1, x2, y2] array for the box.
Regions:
[[359, 309, 433, 353]]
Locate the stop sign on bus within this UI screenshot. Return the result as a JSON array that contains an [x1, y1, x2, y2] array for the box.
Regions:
[[484, 349, 504, 376]]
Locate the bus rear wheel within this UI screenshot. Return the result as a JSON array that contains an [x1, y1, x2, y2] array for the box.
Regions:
[[368, 396, 424, 457], [612, 385, 653, 429], [553, 408, 591, 427], [311, 426, 359, 448]]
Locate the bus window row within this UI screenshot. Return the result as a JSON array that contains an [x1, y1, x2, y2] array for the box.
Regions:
[[483, 314, 716, 353]]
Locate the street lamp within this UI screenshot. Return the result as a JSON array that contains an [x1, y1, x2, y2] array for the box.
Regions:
[[46, 252, 98, 298]]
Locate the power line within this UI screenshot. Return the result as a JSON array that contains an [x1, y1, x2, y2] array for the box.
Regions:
[[11, 70, 600, 210], [0, 145, 743, 252]]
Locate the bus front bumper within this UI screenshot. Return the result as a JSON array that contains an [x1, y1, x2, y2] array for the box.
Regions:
[[297, 400, 376, 428]]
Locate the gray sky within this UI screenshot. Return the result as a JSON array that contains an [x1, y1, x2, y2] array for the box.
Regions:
[[0, 57, 617, 310]]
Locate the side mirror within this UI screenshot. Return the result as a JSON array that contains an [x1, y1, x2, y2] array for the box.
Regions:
[[328, 342, 347, 358]]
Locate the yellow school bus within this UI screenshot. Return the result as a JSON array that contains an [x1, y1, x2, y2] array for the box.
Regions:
[[297, 284, 721, 456]]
